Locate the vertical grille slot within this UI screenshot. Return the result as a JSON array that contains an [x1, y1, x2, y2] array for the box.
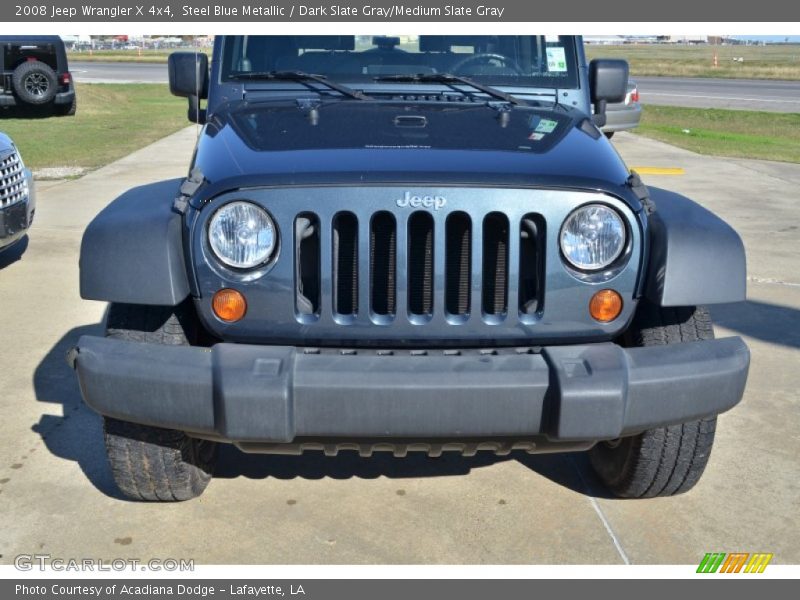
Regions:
[[370, 211, 397, 316], [407, 211, 434, 316], [332, 212, 358, 316], [295, 213, 321, 317], [519, 214, 546, 316], [482, 212, 509, 316], [445, 212, 471, 316]]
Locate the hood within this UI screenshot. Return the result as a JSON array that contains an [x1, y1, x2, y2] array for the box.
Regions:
[[192, 99, 632, 193]]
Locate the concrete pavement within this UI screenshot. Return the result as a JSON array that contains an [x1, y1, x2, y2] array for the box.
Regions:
[[0, 130, 798, 564]]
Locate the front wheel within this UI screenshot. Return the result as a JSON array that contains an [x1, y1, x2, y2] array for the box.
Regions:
[[102, 303, 217, 501], [103, 417, 217, 502], [588, 304, 718, 498]]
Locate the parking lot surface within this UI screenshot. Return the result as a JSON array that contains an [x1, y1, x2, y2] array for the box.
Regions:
[[0, 130, 798, 564]]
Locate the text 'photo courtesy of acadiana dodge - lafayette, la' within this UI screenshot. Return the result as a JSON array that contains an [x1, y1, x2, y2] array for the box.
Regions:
[[49, 4, 506, 19], [16, 584, 306, 597]]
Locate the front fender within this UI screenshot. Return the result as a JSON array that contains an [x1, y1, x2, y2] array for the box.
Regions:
[[645, 187, 746, 307], [79, 179, 190, 306]]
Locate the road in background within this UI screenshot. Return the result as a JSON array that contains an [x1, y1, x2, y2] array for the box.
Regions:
[[71, 61, 167, 84], [635, 76, 800, 112], [71, 62, 800, 113]]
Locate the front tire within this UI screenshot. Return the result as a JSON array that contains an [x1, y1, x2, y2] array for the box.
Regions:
[[588, 303, 718, 498], [102, 303, 217, 501]]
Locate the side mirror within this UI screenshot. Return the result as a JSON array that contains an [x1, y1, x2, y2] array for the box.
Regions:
[[589, 59, 629, 128], [168, 52, 209, 124]]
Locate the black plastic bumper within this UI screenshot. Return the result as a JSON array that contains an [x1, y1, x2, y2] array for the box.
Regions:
[[71, 335, 749, 447], [0, 89, 74, 107]]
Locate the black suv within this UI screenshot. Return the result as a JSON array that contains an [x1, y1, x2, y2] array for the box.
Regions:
[[0, 36, 76, 116], [71, 35, 749, 502]]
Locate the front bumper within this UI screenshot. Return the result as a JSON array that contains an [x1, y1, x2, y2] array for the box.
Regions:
[[0, 195, 34, 250], [71, 335, 749, 451]]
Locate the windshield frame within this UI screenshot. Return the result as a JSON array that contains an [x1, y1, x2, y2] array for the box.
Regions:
[[219, 35, 582, 91]]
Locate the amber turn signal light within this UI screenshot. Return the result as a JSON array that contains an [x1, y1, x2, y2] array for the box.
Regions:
[[589, 289, 623, 323], [212, 288, 247, 322]]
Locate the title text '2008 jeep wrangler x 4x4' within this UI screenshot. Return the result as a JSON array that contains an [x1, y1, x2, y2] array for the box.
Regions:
[[70, 35, 749, 501]]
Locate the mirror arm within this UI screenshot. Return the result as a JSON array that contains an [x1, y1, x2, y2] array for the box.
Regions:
[[592, 99, 607, 128], [187, 94, 207, 125]]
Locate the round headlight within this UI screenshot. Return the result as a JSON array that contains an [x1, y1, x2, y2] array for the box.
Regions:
[[208, 201, 276, 269], [560, 204, 626, 271]]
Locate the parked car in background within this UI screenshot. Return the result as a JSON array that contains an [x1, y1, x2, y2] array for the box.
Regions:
[[601, 80, 641, 138], [0, 132, 35, 254], [0, 36, 76, 117]]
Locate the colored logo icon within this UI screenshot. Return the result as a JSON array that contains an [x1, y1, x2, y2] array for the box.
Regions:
[[697, 552, 774, 573]]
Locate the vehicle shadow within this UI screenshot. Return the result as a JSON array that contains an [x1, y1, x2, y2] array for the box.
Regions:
[[215, 445, 610, 496], [31, 322, 126, 500], [0, 235, 29, 269], [0, 106, 59, 120], [711, 300, 800, 350], [214, 445, 512, 481]]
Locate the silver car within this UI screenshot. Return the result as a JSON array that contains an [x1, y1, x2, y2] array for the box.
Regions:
[[602, 80, 641, 138], [0, 132, 35, 253]]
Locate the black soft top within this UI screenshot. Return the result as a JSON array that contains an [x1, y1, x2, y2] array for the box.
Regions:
[[0, 36, 68, 71]]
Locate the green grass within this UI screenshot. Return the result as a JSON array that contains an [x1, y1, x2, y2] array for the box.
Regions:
[[586, 43, 800, 79], [0, 83, 188, 171], [636, 106, 800, 163]]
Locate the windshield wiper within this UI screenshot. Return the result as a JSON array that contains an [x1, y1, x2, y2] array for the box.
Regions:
[[229, 70, 368, 100], [373, 73, 523, 106]]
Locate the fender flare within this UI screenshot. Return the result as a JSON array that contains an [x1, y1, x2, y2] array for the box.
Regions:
[[79, 179, 190, 306], [645, 187, 746, 307]]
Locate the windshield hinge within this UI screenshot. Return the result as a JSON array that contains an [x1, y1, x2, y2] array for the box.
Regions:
[[173, 167, 206, 215], [627, 171, 656, 214]]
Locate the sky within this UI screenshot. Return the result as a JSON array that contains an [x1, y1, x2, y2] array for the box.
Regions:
[[732, 35, 800, 42]]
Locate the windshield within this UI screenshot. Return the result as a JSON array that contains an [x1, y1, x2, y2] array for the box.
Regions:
[[220, 35, 580, 89]]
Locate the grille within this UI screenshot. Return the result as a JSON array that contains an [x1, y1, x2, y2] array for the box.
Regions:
[[295, 210, 545, 325], [370, 211, 397, 316], [407, 212, 434, 316], [0, 151, 28, 209]]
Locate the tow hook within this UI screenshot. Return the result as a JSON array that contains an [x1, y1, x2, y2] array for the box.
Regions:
[[65, 346, 79, 369]]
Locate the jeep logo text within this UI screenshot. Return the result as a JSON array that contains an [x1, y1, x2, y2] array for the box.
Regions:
[[395, 192, 447, 211]]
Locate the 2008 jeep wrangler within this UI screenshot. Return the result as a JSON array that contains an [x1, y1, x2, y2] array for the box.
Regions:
[[70, 35, 749, 502]]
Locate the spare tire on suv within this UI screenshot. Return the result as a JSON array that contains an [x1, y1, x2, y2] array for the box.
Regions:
[[13, 60, 58, 105]]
